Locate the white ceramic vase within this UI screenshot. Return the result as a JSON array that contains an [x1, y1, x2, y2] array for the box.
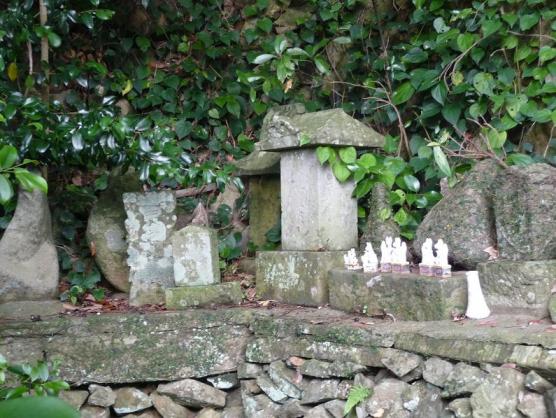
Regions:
[[465, 271, 491, 319]]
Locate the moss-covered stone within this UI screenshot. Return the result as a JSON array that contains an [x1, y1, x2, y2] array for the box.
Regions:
[[478, 259, 556, 316], [494, 163, 556, 261], [165, 282, 243, 309], [550, 295, 556, 323], [258, 108, 384, 151], [256, 250, 345, 306], [413, 160, 501, 269], [328, 269, 467, 321], [86, 170, 142, 292], [248, 176, 281, 247]]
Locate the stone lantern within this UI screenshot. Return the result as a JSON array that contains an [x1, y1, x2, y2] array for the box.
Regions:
[[255, 108, 384, 306]]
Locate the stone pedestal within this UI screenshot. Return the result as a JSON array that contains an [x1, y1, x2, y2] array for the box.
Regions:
[[256, 251, 345, 306], [172, 225, 220, 286], [478, 260, 556, 316], [280, 149, 357, 251], [328, 269, 467, 320], [123, 191, 177, 305]]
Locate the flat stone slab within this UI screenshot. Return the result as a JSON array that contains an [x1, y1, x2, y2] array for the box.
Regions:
[[256, 250, 344, 306], [0, 300, 64, 321], [165, 282, 243, 309], [478, 260, 556, 316], [328, 269, 467, 321]]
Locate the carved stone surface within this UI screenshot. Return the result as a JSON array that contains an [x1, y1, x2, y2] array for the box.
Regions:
[[478, 259, 556, 316], [123, 191, 176, 305], [172, 225, 220, 287]]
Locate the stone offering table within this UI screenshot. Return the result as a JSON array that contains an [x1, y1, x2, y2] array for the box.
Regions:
[[328, 269, 467, 321], [255, 108, 384, 306]]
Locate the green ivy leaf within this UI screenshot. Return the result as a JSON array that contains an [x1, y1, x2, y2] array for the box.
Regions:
[[0, 174, 14, 204], [394, 207, 409, 226], [433, 146, 451, 177], [441, 103, 462, 126], [175, 119, 192, 139], [433, 17, 449, 33], [403, 174, 420, 192], [339, 146, 357, 164], [456, 33, 475, 52], [481, 20, 502, 38], [316, 146, 332, 165], [314, 56, 330, 74], [392, 81, 415, 105], [431, 83, 447, 105], [332, 161, 351, 182], [519, 13, 540, 31], [473, 72, 495, 96], [357, 153, 377, 169], [485, 128, 507, 149], [256, 17, 273, 33], [539, 46, 556, 64]]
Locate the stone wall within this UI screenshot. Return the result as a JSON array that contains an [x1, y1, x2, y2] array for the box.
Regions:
[[2, 308, 555, 417]]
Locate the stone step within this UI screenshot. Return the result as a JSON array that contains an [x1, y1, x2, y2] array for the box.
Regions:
[[165, 282, 243, 309]]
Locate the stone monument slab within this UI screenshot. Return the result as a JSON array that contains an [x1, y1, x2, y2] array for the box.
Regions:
[[165, 282, 243, 309], [123, 191, 176, 305], [172, 225, 220, 287]]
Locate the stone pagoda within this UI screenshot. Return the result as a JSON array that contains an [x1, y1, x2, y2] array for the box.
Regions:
[[255, 108, 384, 306]]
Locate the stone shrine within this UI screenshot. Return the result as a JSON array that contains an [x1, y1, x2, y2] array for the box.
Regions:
[[256, 108, 384, 305]]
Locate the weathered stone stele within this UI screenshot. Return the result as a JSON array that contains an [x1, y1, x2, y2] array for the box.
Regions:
[[86, 170, 141, 292], [257, 251, 345, 306], [494, 163, 556, 261], [0, 189, 59, 302], [478, 259, 556, 316], [414, 160, 501, 269], [123, 191, 176, 305], [172, 225, 220, 287], [328, 269, 467, 320]]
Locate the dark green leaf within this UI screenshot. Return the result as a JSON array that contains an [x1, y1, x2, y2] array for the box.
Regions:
[[0, 145, 18, 169], [0, 174, 14, 204], [433, 146, 451, 177], [392, 82, 415, 105], [339, 147, 357, 164], [0, 396, 79, 418]]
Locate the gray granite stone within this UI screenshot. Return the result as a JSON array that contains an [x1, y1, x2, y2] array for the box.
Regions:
[[172, 225, 220, 287], [165, 282, 243, 309], [280, 149, 357, 251], [157, 379, 226, 409]]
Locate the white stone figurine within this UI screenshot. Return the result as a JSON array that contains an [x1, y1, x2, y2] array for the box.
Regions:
[[361, 242, 378, 273], [380, 237, 393, 272], [344, 248, 362, 270], [465, 271, 490, 319], [434, 239, 449, 267], [419, 238, 435, 276], [432, 239, 451, 277]]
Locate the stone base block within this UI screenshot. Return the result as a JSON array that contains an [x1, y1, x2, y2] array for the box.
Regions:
[[256, 251, 344, 306], [165, 282, 243, 309], [328, 269, 467, 321], [478, 260, 556, 316]]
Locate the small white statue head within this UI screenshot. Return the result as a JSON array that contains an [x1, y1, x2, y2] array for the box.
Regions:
[[434, 239, 449, 267], [362, 242, 378, 272], [380, 239, 391, 264], [344, 248, 361, 270]]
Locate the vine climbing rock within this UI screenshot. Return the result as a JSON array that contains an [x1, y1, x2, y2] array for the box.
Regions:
[[494, 163, 556, 261], [413, 160, 501, 270], [0, 189, 59, 302], [86, 170, 142, 292]]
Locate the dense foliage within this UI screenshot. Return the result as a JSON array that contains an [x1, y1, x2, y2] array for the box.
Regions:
[[0, 0, 555, 249]]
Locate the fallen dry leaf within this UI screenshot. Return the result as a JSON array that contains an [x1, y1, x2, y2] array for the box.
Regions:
[[483, 246, 499, 260]]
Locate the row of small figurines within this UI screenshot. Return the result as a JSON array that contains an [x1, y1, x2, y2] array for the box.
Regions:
[[344, 237, 452, 278]]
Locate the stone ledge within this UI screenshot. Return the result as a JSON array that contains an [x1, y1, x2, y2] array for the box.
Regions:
[[328, 269, 467, 321], [165, 282, 243, 309], [1, 307, 555, 384]]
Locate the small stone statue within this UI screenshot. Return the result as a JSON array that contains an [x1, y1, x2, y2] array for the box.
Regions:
[[361, 242, 378, 273], [391, 237, 410, 273], [433, 239, 451, 277], [380, 236, 393, 272], [344, 248, 362, 270], [419, 238, 435, 276]]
